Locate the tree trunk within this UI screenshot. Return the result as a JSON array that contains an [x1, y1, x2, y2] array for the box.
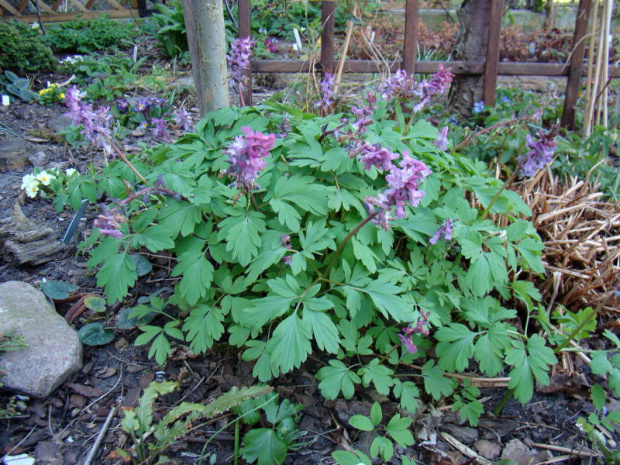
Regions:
[[182, 0, 230, 116], [446, 0, 492, 118]]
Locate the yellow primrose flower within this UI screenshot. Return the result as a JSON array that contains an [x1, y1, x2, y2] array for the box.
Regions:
[[39, 88, 51, 96], [25, 184, 39, 198], [59, 93, 65, 99], [35, 171, 55, 186], [21, 174, 37, 190]]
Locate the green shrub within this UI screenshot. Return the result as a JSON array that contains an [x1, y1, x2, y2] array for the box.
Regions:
[[41, 15, 138, 54], [0, 21, 56, 73]]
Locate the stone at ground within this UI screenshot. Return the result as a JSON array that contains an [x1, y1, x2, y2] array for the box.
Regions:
[[46, 115, 72, 133], [0, 281, 82, 398], [475, 439, 501, 460], [0, 139, 34, 172]]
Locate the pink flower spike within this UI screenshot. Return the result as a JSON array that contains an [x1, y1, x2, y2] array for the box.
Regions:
[[398, 333, 418, 354]]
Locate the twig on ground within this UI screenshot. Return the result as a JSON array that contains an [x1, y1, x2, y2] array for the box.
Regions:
[[82, 406, 117, 465], [440, 431, 494, 465], [531, 442, 600, 458]]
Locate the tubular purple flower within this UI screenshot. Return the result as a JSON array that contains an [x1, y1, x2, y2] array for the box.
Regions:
[[429, 218, 454, 245], [225, 126, 275, 190], [151, 118, 171, 143], [358, 143, 398, 171], [175, 108, 193, 132], [433, 126, 449, 151], [316, 72, 336, 112], [350, 91, 378, 134], [363, 150, 432, 230], [379, 65, 453, 112], [398, 333, 418, 354], [93, 209, 126, 239], [228, 37, 255, 91], [517, 126, 557, 177], [65, 86, 112, 154]]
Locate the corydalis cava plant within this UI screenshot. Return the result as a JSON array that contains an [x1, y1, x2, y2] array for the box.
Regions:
[[81, 64, 552, 412]]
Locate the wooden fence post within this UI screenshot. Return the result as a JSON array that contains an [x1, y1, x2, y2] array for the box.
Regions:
[[483, 0, 503, 106], [321, 1, 336, 74], [561, 0, 592, 130], [403, 0, 419, 75], [238, 0, 253, 106]]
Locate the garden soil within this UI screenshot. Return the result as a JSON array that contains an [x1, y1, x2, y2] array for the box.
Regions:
[[0, 91, 617, 465]]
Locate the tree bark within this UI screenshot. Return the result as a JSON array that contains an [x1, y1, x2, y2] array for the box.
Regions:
[[182, 0, 230, 116], [446, 0, 492, 118]]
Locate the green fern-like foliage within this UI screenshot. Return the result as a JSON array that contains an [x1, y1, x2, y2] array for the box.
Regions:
[[120, 381, 272, 463]]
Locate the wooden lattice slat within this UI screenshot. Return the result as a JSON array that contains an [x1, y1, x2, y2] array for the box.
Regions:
[[2, 0, 139, 20]]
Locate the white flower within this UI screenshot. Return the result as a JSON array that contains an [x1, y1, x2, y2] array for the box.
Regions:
[[35, 171, 55, 186], [25, 184, 39, 198], [21, 174, 37, 190], [65, 168, 78, 177], [30, 22, 39, 29]]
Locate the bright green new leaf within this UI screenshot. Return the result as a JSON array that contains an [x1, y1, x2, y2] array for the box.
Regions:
[[360, 358, 395, 395], [332, 450, 372, 465], [370, 435, 394, 461], [243, 295, 294, 329], [217, 211, 266, 266], [393, 380, 420, 413], [97, 252, 137, 305], [506, 334, 557, 403], [171, 251, 214, 305], [349, 415, 375, 432], [435, 323, 478, 372], [316, 360, 361, 399], [183, 305, 224, 353], [370, 402, 382, 426], [590, 351, 614, 376], [386, 414, 414, 447], [422, 360, 454, 400], [360, 280, 413, 322], [133, 225, 175, 252], [302, 307, 339, 354], [268, 313, 312, 373], [240, 428, 287, 465], [157, 199, 203, 237]]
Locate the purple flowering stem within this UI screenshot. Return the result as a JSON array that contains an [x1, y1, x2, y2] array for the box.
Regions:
[[321, 213, 376, 279]]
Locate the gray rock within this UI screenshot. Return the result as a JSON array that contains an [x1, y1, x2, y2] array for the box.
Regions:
[[0, 281, 82, 398], [0, 139, 34, 172], [46, 115, 73, 133], [27, 150, 50, 167]]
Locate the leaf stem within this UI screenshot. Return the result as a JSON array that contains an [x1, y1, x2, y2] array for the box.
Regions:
[[321, 214, 375, 279], [479, 170, 519, 220]]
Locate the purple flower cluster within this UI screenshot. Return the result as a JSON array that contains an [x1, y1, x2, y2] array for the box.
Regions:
[[316, 72, 336, 112], [357, 143, 398, 171], [228, 37, 255, 91], [226, 126, 276, 190], [151, 118, 171, 143], [433, 126, 449, 151], [65, 87, 112, 154], [398, 310, 430, 354], [93, 208, 126, 239], [429, 218, 453, 245], [364, 151, 432, 230], [378, 65, 454, 113], [517, 127, 557, 177], [281, 234, 293, 265], [350, 91, 378, 134], [174, 108, 193, 132]]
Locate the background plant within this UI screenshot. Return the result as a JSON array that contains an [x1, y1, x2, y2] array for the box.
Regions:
[[41, 15, 139, 54], [0, 21, 56, 73]]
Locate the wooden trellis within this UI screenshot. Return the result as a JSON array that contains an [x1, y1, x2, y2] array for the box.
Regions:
[[236, 0, 619, 128], [1, 0, 146, 22]]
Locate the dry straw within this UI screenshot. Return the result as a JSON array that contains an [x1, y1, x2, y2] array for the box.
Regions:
[[516, 168, 619, 315]]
